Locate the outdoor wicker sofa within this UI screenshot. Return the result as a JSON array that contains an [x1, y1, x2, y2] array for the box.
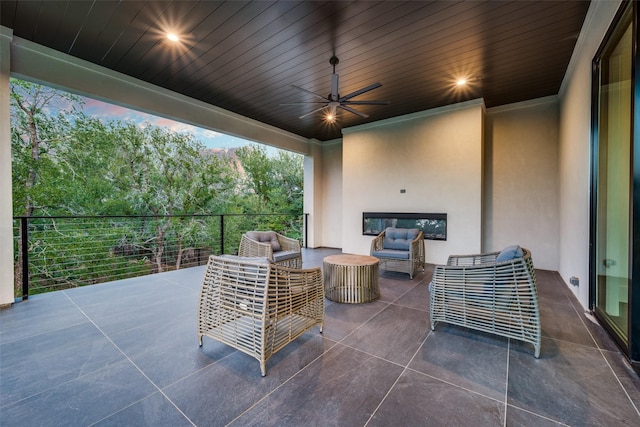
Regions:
[[429, 246, 541, 357], [197, 254, 324, 376], [238, 231, 302, 268], [370, 227, 425, 278]]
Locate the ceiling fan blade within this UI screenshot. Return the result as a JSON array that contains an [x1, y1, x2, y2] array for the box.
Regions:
[[338, 105, 369, 119], [299, 105, 329, 119], [290, 85, 327, 101], [331, 73, 339, 101], [280, 101, 328, 105], [339, 82, 382, 102], [342, 100, 390, 105]]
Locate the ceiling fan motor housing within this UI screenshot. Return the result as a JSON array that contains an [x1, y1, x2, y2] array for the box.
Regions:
[[283, 55, 388, 120]]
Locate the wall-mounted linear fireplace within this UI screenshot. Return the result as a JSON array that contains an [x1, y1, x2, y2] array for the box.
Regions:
[[362, 212, 447, 240]]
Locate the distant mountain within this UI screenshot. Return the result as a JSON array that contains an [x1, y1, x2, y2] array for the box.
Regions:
[[200, 147, 244, 174]]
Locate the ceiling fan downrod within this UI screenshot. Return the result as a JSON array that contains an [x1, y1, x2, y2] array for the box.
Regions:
[[282, 54, 388, 120]]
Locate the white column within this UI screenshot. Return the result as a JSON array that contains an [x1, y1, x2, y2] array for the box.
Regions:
[[303, 140, 323, 248], [0, 27, 15, 305]]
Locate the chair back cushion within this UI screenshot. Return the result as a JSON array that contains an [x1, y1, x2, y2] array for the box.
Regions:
[[246, 231, 281, 252], [496, 245, 524, 262], [383, 228, 420, 250]]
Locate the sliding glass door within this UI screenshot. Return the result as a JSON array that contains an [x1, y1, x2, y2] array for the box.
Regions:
[[591, 1, 639, 370], [594, 6, 632, 344]]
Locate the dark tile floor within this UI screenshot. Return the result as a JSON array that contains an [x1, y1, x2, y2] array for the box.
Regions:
[[1, 248, 640, 426]]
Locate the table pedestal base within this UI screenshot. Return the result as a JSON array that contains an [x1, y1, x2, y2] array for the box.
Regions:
[[323, 254, 380, 303]]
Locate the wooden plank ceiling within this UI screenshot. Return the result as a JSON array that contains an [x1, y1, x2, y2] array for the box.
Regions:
[[1, 0, 590, 141]]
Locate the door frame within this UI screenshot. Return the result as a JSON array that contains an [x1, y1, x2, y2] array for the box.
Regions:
[[590, 0, 640, 370]]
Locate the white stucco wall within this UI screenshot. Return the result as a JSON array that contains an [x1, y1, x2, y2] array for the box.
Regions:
[[558, 0, 621, 309], [303, 145, 320, 248], [320, 140, 343, 249], [341, 100, 484, 264], [485, 97, 560, 271], [0, 27, 14, 306]]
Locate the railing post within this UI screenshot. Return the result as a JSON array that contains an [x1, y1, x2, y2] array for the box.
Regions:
[[20, 217, 29, 300], [220, 214, 225, 255], [304, 213, 308, 248]]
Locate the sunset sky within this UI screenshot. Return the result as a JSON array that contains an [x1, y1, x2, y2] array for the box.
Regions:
[[81, 96, 257, 151]]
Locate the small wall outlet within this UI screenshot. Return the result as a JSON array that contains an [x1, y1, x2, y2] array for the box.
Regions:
[[400, 189, 406, 193], [569, 276, 579, 287]]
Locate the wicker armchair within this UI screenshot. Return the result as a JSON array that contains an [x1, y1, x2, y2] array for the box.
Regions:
[[238, 231, 302, 268], [429, 246, 541, 357], [198, 255, 324, 376], [370, 227, 425, 278]]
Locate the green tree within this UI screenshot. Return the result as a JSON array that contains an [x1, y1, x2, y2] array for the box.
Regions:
[[106, 122, 237, 272], [10, 78, 84, 216], [53, 114, 126, 215], [10, 79, 85, 294], [235, 145, 304, 238], [10, 79, 304, 293]]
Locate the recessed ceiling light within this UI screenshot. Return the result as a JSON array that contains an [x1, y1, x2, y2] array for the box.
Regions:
[[456, 78, 467, 86], [166, 33, 179, 42]]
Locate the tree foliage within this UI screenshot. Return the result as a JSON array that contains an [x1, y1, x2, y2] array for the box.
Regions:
[[10, 79, 84, 217], [10, 79, 304, 293], [235, 145, 304, 239]]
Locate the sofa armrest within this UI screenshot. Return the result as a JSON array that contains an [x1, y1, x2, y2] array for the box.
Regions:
[[409, 230, 424, 257], [370, 231, 386, 253]]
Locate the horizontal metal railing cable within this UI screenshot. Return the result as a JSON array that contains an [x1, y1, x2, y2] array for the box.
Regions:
[[12, 213, 303, 298]]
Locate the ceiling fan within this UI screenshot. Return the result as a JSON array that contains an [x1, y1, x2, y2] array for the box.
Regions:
[[281, 56, 389, 120]]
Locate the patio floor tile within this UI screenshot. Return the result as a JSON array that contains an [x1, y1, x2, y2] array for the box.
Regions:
[[1, 248, 639, 426]]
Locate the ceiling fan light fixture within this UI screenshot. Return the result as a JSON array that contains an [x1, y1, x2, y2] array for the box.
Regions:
[[282, 56, 389, 121]]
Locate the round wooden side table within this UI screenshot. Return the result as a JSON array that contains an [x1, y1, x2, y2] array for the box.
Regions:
[[323, 254, 380, 303]]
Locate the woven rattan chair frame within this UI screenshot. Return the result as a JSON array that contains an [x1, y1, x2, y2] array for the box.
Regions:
[[198, 255, 324, 376], [429, 248, 541, 358], [370, 229, 425, 278], [238, 232, 302, 269]]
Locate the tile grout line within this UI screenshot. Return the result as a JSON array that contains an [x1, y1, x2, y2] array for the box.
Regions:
[[87, 392, 163, 427], [337, 341, 414, 371], [362, 328, 533, 423], [539, 272, 640, 420], [505, 404, 572, 426], [405, 365, 509, 406], [94, 349, 243, 425], [224, 335, 344, 426], [332, 301, 392, 345], [519, 272, 640, 424], [398, 327, 540, 412], [563, 291, 640, 418], [542, 270, 640, 417], [226, 294, 412, 426], [61, 290, 198, 427], [503, 339, 510, 427], [379, 272, 429, 310], [553, 269, 640, 418], [363, 329, 433, 426]]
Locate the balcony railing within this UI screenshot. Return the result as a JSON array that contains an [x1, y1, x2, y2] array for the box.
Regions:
[[12, 213, 304, 299]]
